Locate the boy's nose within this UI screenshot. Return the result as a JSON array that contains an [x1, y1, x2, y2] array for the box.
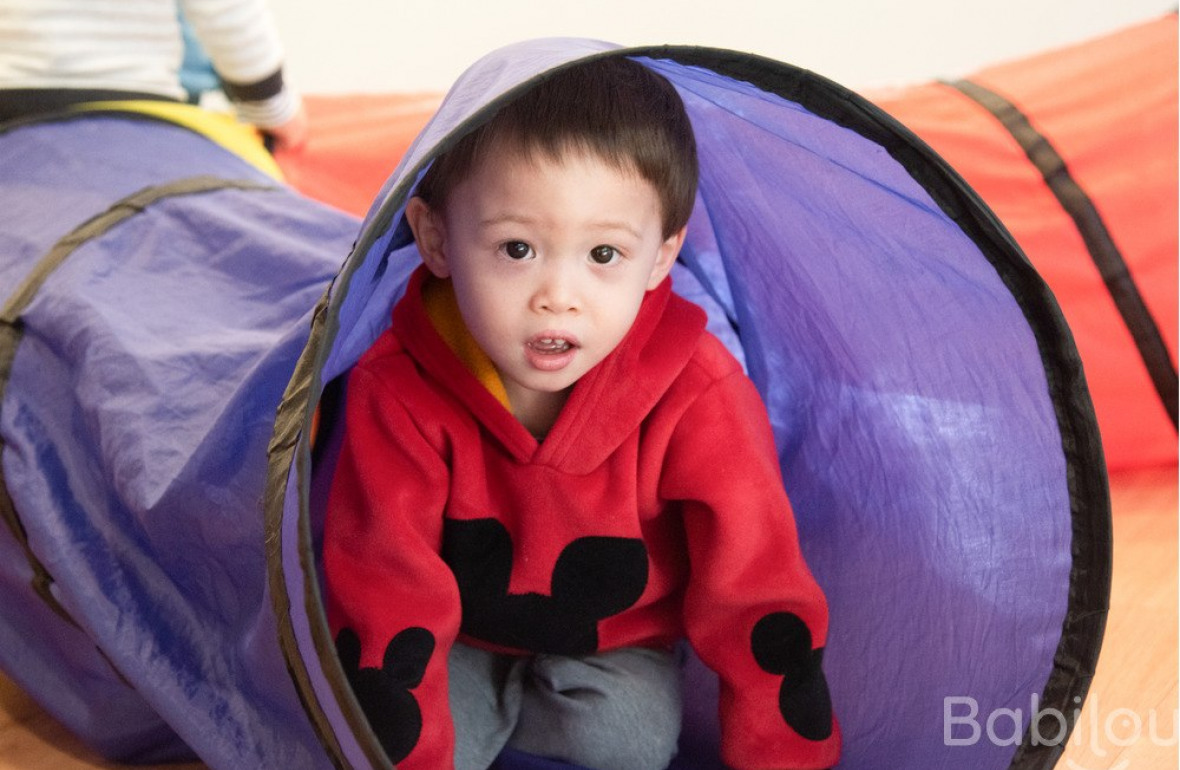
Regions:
[[532, 262, 579, 314]]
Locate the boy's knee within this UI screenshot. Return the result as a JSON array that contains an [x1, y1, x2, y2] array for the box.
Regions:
[[512, 649, 682, 770]]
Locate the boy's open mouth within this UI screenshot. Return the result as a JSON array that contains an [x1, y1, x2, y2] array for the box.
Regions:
[[525, 333, 580, 372], [529, 336, 575, 353]]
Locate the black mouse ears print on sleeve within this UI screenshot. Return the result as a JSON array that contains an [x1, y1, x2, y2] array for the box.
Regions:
[[751, 611, 834, 741], [336, 626, 436, 763]]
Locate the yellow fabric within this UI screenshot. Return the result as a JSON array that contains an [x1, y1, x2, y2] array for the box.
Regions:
[[422, 277, 513, 411], [70, 100, 283, 180]]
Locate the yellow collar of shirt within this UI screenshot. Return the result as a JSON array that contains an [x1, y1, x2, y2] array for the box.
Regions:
[[421, 276, 513, 411]]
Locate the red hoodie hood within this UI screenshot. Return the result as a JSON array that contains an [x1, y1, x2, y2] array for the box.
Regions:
[[392, 265, 708, 473]]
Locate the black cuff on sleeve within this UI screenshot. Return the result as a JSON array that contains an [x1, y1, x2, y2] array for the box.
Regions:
[[222, 68, 285, 103]]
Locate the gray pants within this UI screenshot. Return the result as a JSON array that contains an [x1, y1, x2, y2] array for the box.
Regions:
[[449, 642, 682, 770]]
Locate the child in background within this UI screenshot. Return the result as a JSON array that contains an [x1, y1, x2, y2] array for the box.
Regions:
[[323, 57, 839, 770], [0, 0, 307, 148]]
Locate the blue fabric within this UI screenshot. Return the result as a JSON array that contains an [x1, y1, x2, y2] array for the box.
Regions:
[[178, 11, 220, 101], [0, 115, 358, 767]]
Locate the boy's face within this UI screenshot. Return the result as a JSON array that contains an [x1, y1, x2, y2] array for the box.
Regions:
[[407, 147, 685, 423]]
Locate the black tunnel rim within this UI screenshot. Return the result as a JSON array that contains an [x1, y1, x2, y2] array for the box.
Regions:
[[263, 44, 1111, 770]]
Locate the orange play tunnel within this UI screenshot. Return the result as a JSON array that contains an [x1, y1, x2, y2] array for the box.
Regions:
[[873, 15, 1177, 470]]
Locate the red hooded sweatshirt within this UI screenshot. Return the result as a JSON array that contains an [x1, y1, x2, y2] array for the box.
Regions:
[[324, 266, 839, 769]]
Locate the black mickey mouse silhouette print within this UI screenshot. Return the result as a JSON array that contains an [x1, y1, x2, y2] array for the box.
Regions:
[[751, 611, 834, 741], [335, 626, 435, 763], [441, 518, 648, 655]]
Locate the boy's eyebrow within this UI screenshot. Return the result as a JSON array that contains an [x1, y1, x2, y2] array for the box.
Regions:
[[588, 219, 645, 240], [479, 213, 537, 228], [479, 213, 644, 240]]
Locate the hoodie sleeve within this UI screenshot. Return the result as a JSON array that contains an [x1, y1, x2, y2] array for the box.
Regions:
[[660, 370, 840, 770], [323, 363, 461, 769]]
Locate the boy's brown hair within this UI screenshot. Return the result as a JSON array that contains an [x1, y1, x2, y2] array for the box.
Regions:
[[414, 56, 698, 238]]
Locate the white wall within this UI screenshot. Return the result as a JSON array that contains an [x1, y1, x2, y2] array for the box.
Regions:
[[269, 0, 1175, 94]]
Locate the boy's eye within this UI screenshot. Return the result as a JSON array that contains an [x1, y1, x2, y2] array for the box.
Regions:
[[589, 245, 619, 265], [502, 241, 534, 260]]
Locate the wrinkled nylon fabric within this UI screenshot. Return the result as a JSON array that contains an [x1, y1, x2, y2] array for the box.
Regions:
[[0, 115, 359, 766]]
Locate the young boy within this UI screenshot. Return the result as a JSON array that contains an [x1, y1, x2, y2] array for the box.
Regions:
[[323, 57, 839, 770]]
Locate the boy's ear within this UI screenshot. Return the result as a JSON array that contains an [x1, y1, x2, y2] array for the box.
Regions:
[[405, 197, 450, 278], [647, 225, 688, 290]]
